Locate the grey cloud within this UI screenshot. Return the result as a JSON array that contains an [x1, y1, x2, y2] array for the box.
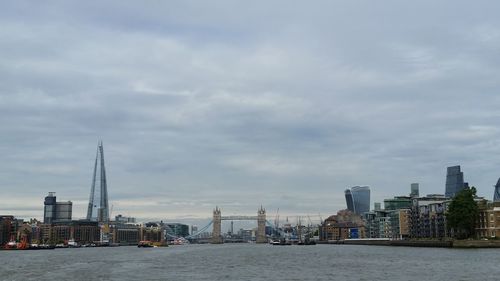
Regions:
[[2, 1, 500, 221]]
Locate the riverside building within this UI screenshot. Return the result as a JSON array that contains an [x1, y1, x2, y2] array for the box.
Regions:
[[409, 194, 449, 239], [320, 209, 366, 241], [364, 185, 419, 239], [476, 201, 500, 238]]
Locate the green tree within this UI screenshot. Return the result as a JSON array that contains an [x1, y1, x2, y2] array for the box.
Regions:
[[446, 187, 479, 239]]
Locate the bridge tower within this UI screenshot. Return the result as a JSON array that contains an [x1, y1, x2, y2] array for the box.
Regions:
[[256, 206, 267, 243], [212, 206, 222, 244]]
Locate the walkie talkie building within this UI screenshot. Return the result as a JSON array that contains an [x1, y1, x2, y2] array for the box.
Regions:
[[345, 186, 370, 215]]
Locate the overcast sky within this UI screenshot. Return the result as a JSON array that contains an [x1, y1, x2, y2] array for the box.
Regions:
[[1, 1, 500, 223]]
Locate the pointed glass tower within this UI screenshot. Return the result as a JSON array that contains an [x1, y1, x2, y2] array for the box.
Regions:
[[86, 141, 109, 222]]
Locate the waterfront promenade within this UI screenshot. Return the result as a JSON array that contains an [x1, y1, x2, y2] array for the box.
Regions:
[[319, 239, 500, 248]]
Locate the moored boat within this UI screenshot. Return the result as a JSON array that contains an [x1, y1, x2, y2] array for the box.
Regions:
[[138, 241, 154, 248]]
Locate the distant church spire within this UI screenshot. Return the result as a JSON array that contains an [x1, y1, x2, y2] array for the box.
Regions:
[[86, 141, 109, 222]]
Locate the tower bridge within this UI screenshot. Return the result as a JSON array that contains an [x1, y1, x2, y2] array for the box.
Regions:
[[211, 206, 267, 244], [171, 207, 319, 244], [220, 216, 258, 220]]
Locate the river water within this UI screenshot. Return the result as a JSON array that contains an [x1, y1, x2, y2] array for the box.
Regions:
[[0, 244, 498, 281]]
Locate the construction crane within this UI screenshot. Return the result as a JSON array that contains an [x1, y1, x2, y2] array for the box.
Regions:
[[109, 204, 114, 220], [274, 208, 280, 229], [307, 215, 313, 226], [274, 208, 280, 237]]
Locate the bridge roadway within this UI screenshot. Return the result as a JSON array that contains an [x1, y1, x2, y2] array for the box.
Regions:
[[220, 216, 258, 221]]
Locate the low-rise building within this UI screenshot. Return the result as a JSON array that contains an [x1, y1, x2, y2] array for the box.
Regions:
[[476, 201, 500, 238], [140, 224, 165, 243], [110, 223, 140, 245], [115, 214, 136, 224], [42, 220, 100, 244], [0, 216, 15, 246], [320, 210, 365, 241]]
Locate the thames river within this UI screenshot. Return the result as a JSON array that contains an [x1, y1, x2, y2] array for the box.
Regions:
[[0, 244, 498, 281]]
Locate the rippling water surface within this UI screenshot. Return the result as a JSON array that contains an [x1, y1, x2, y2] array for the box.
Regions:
[[0, 244, 498, 281]]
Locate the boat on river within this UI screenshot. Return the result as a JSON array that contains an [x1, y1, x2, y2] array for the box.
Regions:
[[138, 241, 154, 248]]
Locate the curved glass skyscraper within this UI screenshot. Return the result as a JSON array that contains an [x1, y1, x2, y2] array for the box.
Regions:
[[494, 178, 500, 202], [345, 186, 370, 215], [345, 189, 355, 212]]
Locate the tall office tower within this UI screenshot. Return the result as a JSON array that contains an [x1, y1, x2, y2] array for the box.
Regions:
[[494, 178, 500, 202], [345, 189, 355, 213], [44, 192, 57, 224], [374, 202, 381, 211], [410, 183, 419, 198], [86, 141, 110, 222], [44, 192, 72, 224], [445, 166, 466, 198], [345, 186, 370, 215]]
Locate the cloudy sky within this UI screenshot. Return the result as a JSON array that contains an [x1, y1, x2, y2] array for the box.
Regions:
[[1, 1, 500, 223]]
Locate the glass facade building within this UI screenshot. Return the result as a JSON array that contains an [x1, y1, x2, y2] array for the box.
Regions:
[[44, 192, 57, 224], [410, 183, 419, 198], [445, 165, 466, 198], [166, 223, 190, 237], [344, 189, 355, 213], [494, 178, 500, 202], [345, 186, 370, 215], [44, 192, 72, 224], [384, 196, 412, 211]]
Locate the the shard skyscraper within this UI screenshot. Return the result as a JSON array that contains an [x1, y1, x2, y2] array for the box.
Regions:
[[86, 141, 109, 222]]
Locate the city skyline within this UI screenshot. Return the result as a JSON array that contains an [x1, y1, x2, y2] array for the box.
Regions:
[[2, 1, 500, 221]]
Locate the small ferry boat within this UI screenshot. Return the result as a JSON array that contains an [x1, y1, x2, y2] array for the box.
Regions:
[[137, 241, 154, 248], [172, 237, 190, 245]]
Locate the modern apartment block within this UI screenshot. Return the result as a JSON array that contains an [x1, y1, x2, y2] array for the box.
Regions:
[[364, 205, 411, 239], [384, 196, 412, 211], [409, 194, 449, 239]]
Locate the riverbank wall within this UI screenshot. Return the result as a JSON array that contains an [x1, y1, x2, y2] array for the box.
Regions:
[[452, 240, 500, 248], [318, 239, 500, 248]]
